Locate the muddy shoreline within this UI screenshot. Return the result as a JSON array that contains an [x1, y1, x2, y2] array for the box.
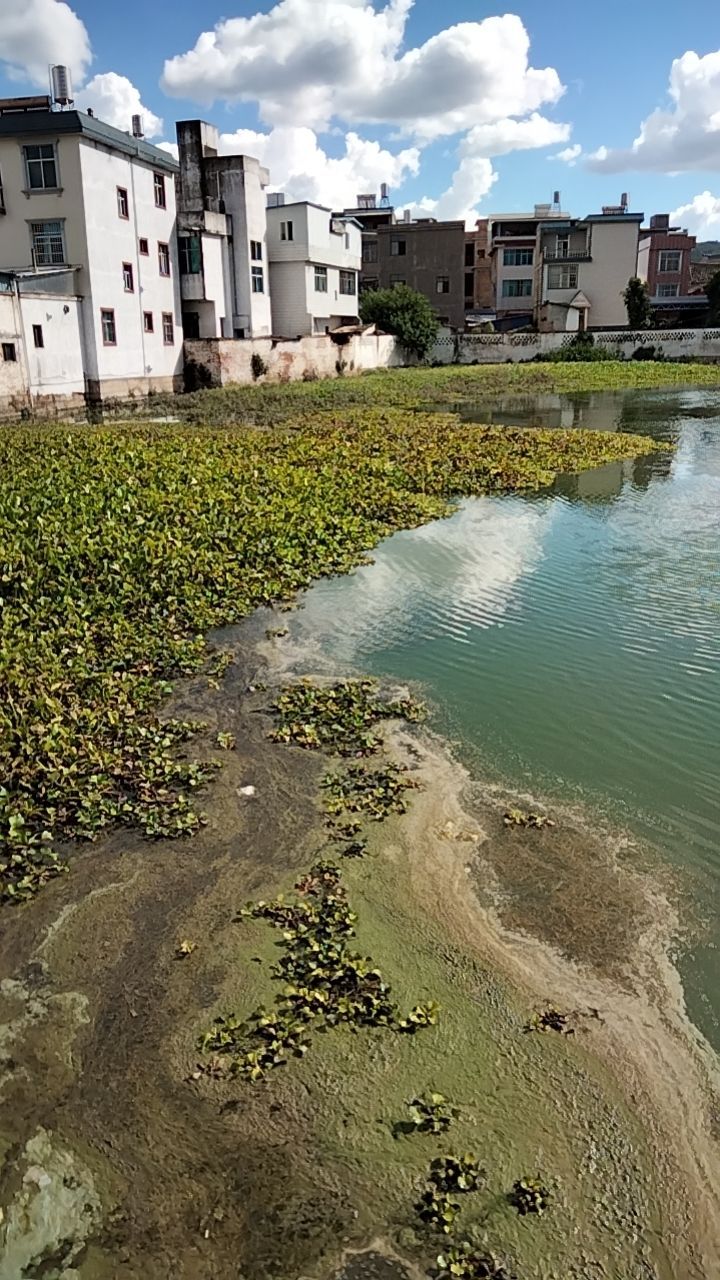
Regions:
[[1, 612, 719, 1279]]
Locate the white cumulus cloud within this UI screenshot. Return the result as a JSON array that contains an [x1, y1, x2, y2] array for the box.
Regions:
[[216, 125, 419, 208], [550, 144, 582, 166], [670, 191, 720, 238], [0, 0, 91, 87], [161, 0, 564, 141], [589, 48, 720, 172], [77, 73, 163, 139]]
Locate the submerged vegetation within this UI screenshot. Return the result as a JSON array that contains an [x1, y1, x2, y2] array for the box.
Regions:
[[0, 408, 661, 903]]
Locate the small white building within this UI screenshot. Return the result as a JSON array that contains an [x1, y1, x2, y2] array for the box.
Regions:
[[266, 201, 361, 337], [176, 120, 272, 340], [535, 206, 643, 332], [0, 91, 183, 401]]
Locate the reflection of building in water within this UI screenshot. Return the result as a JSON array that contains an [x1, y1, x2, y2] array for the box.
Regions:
[[553, 460, 629, 501]]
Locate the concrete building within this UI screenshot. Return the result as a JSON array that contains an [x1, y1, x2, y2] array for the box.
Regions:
[[176, 120, 272, 339], [266, 200, 361, 337], [0, 92, 183, 400], [536, 203, 644, 332], [377, 219, 466, 328], [638, 214, 695, 300], [464, 219, 494, 324], [338, 191, 395, 294], [0, 268, 85, 412]]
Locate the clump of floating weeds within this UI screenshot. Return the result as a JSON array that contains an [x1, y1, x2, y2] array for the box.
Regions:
[[503, 809, 555, 830], [415, 1157, 486, 1235], [400, 1092, 459, 1136], [196, 863, 439, 1081], [524, 1006, 574, 1035], [435, 1244, 517, 1279], [270, 679, 425, 756], [0, 412, 664, 905], [322, 761, 420, 821], [508, 1178, 551, 1217]]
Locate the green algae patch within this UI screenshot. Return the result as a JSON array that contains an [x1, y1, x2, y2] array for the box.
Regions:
[[0, 411, 665, 902]]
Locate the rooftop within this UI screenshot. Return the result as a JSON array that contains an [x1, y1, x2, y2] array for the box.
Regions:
[[0, 108, 178, 173]]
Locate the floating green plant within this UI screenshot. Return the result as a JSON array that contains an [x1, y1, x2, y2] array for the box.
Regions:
[[508, 1177, 551, 1217], [270, 679, 425, 756]]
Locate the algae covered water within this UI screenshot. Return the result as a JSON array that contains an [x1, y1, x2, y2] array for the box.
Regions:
[[287, 387, 720, 1045]]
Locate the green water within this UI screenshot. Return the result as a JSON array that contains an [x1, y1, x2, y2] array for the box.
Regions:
[[287, 388, 720, 1045]]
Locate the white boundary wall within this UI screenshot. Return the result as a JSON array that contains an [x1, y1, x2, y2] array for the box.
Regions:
[[429, 327, 720, 364], [185, 331, 402, 386]]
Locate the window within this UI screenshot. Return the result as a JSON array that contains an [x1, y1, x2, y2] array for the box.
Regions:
[[2, 342, 16, 362], [546, 265, 578, 290], [658, 250, 681, 273], [139, 237, 149, 256], [436, 276, 450, 294], [32, 324, 44, 349], [477, 249, 486, 259], [101, 309, 116, 346], [250, 240, 262, 260], [465, 242, 475, 267], [390, 275, 405, 286], [503, 248, 533, 266], [314, 265, 328, 292], [122, 262, 134, 292], [117, 187, 129, 219], [24, 144, 58, 190], [251, 265, 264, 293], [178, 235, 201, 275], [143, 311, 154, 333], [555, 235, 570, 258], [30, 220, 65, 266], [339, 270, 356, 296], [280, 220, 294, 241], [162, 312, 174, 344], [390, 238, 407, 256], [154, 173, 166, 208], [465, 272, 474, 297], [158, 242, 170, 276], [656, 283, 679, 297], [362, 240, 378, 263], [501, 278, 534, 298]]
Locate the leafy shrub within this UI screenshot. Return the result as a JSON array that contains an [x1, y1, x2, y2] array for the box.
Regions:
[[403, 1092, 459, 1135], [359, 284, 439, 359], [623, 277, 651, 329], [508, 1177, 551, 1216], [536, 333, 618, 363]]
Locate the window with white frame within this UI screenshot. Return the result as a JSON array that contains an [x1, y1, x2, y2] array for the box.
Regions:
[[546, 265, 578, 290], [280, 221, 294, 241], [154, 173, 166, 208], [502, 278, 534, 297], [339, 270, 356, 295], [251, 265, 264, 293], [101, 309, 116, 345], [117, 187, 129, 219], [656, 283, 679, 297], [122, 262, 134, 292], [658, 250, 681, 273], [30, 220, 65, 266], [158, 242, 171, 276], [390, 238, 407, 256], [250, 240, 262, 260], [362, 240, 378, 263], [314, 265, 328, 292], [503, 247, 533, 266], [162, 312, 174, 344], [24, 144, 58, 190]]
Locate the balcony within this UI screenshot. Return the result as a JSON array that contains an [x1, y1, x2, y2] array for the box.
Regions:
[[544, 249, 591, 262]]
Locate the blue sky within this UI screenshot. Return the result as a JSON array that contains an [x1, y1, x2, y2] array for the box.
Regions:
[[3, 0, 720, 234]]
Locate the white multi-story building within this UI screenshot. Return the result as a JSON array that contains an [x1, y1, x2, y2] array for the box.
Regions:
[[0, 92, 183, 401], [266, 201, 362, 337], [535, 205, 644, 331], [176, 120, 272, 340]]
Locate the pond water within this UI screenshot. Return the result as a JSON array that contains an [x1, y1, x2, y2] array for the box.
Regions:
[[287, 388, 720, 1047]]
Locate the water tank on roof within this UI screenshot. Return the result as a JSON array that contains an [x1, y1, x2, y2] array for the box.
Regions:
[[132, 114, 144, 139], [51, 65, 73, 107]]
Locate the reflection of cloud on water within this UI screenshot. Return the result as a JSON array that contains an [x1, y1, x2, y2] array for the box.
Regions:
[[294, 496, 555, 663]]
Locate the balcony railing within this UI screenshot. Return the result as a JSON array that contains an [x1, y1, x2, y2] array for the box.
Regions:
[[544, 249, 591, 262]]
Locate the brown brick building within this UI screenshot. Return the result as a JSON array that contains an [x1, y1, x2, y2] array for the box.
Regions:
[[377, 218, 466, 328], [638, 214, 695, 299]]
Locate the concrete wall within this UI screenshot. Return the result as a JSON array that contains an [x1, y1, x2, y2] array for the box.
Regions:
[[581, 221, 640, 328], [185, 330, 401, 386], [428, 326, 720, 364], [0, 292, 28, 410], [19, 293, 85, 395]]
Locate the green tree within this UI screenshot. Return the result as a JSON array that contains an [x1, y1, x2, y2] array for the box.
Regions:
[[705, 270, 720, 325], [623, 277, 651, 329], [359, 284, 439, 360]]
